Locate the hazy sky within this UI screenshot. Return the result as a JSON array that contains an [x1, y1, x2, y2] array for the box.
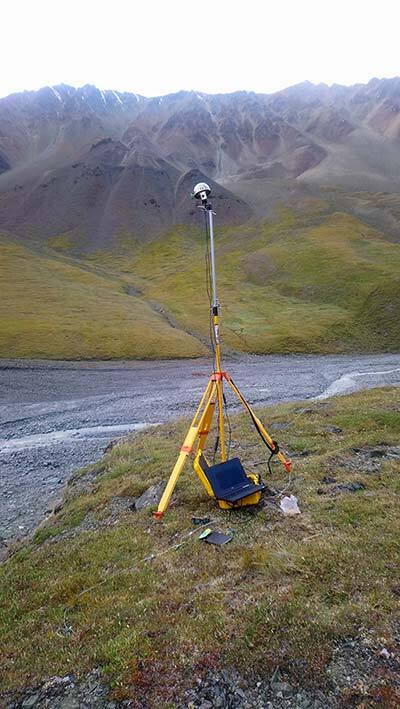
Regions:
[[1, 0, 400, 99]]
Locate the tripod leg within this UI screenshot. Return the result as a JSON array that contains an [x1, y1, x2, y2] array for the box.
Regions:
[[225, 375, 292, 473], [196, 397, 216, 456], [216, 378, 226, 461], [154, 425, 200, 518], [213, 313, 226, 461], [154, 380, 217, 518]]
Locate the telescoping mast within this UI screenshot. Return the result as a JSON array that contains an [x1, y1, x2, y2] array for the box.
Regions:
[[154, 183, 292, 518]]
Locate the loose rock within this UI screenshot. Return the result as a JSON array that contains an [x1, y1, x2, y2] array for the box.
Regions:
[[134, 482, 165, 511]]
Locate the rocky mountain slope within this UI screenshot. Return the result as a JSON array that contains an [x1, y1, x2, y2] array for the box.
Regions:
[[1, 79, 400, 248]]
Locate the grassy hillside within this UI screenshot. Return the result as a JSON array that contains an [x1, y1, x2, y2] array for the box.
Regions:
[[1, 206, 400, 359], [0, 236, 206, 359], [86, 210, 400, 355], [1, 387, 399, 705]]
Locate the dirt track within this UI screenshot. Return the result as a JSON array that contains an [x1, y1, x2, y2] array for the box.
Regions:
[[0, 353, 399, 543]]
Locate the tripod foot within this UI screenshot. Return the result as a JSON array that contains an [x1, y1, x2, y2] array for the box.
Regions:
[[153, 511, 164, 520]]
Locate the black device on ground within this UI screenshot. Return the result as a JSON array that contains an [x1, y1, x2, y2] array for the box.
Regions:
[[198, 455, 266, 503]]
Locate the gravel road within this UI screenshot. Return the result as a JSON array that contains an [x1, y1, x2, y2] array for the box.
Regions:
[[1, 353, 399, 542]]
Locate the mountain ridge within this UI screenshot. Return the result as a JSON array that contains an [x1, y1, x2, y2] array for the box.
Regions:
[[0, 78, 400, 359], [2, 77, 400, 247]]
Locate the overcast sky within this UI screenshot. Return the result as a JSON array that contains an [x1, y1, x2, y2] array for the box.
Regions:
[[1, 0, 399, 99]]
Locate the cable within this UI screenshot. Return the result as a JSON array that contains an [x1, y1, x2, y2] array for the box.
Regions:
[[62, 519, 216, 609], [229, 376, 277, 456], [212, 433, 219, 464], [203, 205, 232, 463], [267, 449, 275, 476]]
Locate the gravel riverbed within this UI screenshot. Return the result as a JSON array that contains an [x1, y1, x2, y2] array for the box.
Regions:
[[0, 353, 399, 543]]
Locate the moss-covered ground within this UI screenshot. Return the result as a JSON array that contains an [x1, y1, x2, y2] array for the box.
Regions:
[[1, 386, 399, 704]]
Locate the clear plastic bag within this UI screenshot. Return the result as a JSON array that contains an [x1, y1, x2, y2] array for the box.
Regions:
[[280, 495, 301, 516]]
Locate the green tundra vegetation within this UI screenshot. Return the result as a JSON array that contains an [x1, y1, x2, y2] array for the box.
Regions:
[[0, 207, 399, 359], [0, 237, 204, 359], [1, 387, 399, 703]]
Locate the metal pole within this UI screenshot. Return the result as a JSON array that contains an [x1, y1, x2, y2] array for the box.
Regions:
[[207, 206, 218, 310], [206, 202, 226, 460]]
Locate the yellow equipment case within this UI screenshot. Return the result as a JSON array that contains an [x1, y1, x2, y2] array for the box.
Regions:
[[194, 451, 265, 509]]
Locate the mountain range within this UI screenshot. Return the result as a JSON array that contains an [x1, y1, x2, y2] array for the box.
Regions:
[[0, 78, 399, 358]]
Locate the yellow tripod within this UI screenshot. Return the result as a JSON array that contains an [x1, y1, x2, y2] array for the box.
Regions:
[[154, 184, 291, 519]]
